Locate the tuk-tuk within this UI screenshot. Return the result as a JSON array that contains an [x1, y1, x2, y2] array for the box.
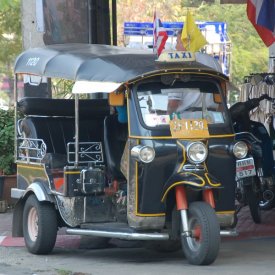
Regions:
[[12, 44, 246, 265]]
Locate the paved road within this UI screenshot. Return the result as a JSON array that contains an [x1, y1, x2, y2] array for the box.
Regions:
[[1, 207, 275, 274], [1, 237, 275, 275]]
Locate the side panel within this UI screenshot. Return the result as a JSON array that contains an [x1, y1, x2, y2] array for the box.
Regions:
[[17, 162, 50, 192], [207, 137, 236, 212]]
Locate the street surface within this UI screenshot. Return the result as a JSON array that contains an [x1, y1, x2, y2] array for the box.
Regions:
[[1, 207, 275, 275]]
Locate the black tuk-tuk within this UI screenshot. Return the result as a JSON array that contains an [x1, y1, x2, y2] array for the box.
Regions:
[[11, 44, 249, 265]]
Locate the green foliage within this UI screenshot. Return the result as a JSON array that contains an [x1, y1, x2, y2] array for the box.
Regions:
[[192, 4, 269, 85], [117, 2, 269, 86], [0, 0, 22, 77], [0, 108, 15, 175], [0, 1, 270, 89]]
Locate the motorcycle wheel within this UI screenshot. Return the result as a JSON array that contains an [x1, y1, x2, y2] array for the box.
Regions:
[[181, 201, 220, 265], [259, 197, 274, 211], [259, 178, 275, 210], [245, 185, 261, 224], [23, 194, 57, 254]]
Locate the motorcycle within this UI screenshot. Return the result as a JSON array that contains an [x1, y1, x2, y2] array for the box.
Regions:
[[230, 94, 275, 222]]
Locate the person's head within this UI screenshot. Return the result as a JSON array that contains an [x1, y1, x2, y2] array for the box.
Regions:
[[176, 30, 186, 51]]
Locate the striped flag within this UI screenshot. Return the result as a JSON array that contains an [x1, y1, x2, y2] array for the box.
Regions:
[[247, 0, 275, 47], [153, 11, 168, 57]]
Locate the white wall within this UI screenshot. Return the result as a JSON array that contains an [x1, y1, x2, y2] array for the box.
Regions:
[[21, 0, 44, 49]]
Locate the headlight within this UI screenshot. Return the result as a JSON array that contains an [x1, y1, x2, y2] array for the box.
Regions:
[[131, 145, 155, 163], [233, 141, 248, 159], [186, 142, 208, 164]]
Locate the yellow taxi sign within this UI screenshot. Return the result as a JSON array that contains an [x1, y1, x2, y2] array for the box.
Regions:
[[157, 51, 195, 63]]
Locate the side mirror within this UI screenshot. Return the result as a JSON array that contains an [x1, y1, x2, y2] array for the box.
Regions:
[[108, 92, 125, 106]]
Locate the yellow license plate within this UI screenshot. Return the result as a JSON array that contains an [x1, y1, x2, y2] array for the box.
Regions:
[[170, 118, 210, 138]]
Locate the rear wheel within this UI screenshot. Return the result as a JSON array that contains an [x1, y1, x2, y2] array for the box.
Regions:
[[181, 201, 220, 265], [23, 194, 57, 254]]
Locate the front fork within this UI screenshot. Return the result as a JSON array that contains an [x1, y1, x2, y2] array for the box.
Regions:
[[175, 185, 215, 237]]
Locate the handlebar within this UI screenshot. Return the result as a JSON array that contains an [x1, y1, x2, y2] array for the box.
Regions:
[[245, 94, 275, 112], [230, 94, 275, 122], [259, 94, 272, 101], [235, 131, 261, 144]]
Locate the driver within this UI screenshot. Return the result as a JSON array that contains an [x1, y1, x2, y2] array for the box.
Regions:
[[167, 88, 218, 116]]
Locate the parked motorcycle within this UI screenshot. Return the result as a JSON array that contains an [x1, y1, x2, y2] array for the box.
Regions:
[[230, 94, 275, 222]]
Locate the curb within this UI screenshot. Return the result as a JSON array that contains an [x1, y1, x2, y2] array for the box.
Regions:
[[0, 235, 81, 248]]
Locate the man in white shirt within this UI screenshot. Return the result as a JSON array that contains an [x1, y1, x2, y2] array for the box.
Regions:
[[167, 31, 221, 115]]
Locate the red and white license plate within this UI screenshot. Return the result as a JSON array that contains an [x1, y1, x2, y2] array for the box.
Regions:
[[236, 157, 256, 179]]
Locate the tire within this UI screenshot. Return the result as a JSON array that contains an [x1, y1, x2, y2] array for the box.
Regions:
[[245, 185, 261, 224], [23, 194, 57, 254], [181, 201, 220, 265]]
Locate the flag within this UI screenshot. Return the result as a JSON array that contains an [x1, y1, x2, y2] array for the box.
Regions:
[[181, 11, 207, 52], [247, 0, 275, 47], [153, 11, 168, 57]]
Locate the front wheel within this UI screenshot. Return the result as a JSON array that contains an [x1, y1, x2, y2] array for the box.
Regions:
[[181, 201, 220, 265], [23, 194, 57, 254], [245, 184, 261, 224]]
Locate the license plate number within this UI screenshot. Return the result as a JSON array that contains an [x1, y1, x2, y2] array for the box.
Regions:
[[236, 157, 256, 179]]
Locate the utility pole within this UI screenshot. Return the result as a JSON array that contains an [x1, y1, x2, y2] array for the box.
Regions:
[[269, 44, 275, 73]]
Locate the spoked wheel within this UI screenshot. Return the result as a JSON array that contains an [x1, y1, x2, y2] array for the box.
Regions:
[[245, 185, 261, 224], [181, 201, 220, 265], [23, 194, 57, 254]]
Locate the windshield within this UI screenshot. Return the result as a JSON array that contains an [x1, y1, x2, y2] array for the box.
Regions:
[[136, 79, 226, 128]]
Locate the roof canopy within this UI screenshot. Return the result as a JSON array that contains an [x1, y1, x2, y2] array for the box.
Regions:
[[14, 44, 227, 93]]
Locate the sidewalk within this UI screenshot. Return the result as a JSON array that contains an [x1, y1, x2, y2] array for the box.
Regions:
[[1, 205, 275, 248]]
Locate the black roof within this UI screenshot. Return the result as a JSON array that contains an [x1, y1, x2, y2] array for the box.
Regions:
[[14, 43, 228, 84]]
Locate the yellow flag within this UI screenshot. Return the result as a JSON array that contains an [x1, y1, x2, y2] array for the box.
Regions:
[[181, 11, 207, 52]]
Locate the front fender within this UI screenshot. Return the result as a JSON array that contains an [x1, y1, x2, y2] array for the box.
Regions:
[[161, 171, 221, 202], [24, 181, 54, 202]]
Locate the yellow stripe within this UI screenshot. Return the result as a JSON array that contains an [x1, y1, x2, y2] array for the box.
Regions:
[[64, 171, 80, 175], [205, 173, 221, 187], [216, 211, 235, 214], [128, 71, 228, 85], [176, 141, 186, 173], [17, 164, 44, 170], [135, 140, 140, 215], [135, 213, 165, 217], [129, 134, 235, 140], [134, 148, 166, 216], [161, 173, 205, 202]]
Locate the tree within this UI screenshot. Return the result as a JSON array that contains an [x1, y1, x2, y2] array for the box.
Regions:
[[195, 3, 268, 85], [117, 1, 269, 86], [0, 0, 22, 72], [0, 1, 270, 89], [0, 0, 22, 97]]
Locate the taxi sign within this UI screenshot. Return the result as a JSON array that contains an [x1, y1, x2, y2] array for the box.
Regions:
[[157, 51, 195, 62]]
